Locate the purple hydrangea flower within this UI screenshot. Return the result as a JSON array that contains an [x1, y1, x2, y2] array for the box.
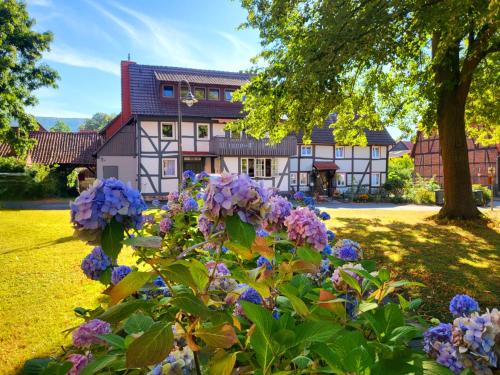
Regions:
[[152, 199, 160, 207], [197, 214, 225, 239], [436, 341, 464, 374], [70, 178, 147, 231], [81, 246, 112, 280], [424, 323, 452, 357], [256, 228, 269, 237], [239, 285, 263, 304], [167, 191, 179, 202], [293, 191, 305, 201], [319, 211, 331, 220], [264, 195, 292, 231], [449, 294, 479, 317], [72, 319, 111, 348], [202, 173, 270, 225], [284, 207, 328, 250], [67, 353, 92, 375], [257, 256, 272, 270], [183, 170, 196, 180], [331, 263, 364, 291], [333, 239, 362, 261], [183, 198, 199, 212], [206, 261, 231, 276], [159, 217, 172, 233], [327, 230, 335, 242], [111, 265, 132, 285]]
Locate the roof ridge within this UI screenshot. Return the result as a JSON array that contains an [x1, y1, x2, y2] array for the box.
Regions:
[[132, 63, 250, 77]]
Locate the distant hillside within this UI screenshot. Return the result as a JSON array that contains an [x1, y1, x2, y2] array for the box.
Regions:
[[36, 116, 89, 132]]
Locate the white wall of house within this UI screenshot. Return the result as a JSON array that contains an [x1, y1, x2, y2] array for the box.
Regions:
[[97, 156, 138, 188]]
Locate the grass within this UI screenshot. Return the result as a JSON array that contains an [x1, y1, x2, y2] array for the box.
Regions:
[[0, 210, 133, 374], [323, 209, 499, 320], [0, 208, 498, 373]]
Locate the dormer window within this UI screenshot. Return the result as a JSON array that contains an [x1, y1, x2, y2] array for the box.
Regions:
[[224, 89, 235, 101], [194, 87, 206, 100], [162, 85, 174, 98], [208, 88, 220, 100]]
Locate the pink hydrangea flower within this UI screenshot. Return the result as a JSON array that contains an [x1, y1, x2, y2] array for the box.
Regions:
[[264, 195, 292, 231], [160, 217, 172, 233], [67, 353, 92, 375], [284, 207, 327, 250]]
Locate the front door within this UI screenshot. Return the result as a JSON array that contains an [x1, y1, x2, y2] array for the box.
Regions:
[[183, 157, 204, 173]]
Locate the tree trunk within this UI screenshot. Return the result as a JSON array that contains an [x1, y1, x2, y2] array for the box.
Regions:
[[433, 35, 480, 220], [436, 92, 480, 219]]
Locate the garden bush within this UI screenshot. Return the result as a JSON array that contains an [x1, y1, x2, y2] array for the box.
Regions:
[[0, 156, 26, 173], [23, 173, 499, 375], [405, 175, 441, 205], [472, 184, 492, 206]]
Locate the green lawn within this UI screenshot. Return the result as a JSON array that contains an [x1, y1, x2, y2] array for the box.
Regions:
[[0, 209, 498, 373]]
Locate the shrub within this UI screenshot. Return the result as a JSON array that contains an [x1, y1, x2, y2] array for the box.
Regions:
[[25, 173, 498, 375], [472, 184, 492, 205], [384, 155, 414, 198], [0, 156, 26, 173], [406, 175, 440, 204]]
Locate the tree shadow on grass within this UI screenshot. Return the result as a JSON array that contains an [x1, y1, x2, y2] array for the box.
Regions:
[[331, 217, 499, 320], [0, 236, 75, 255]]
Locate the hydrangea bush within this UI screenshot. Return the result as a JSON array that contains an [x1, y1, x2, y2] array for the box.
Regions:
[[25, 174, 499, 375]]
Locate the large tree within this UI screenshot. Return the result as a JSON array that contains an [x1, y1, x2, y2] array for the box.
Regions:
[[49, 120, 71, 132], [79, 112, 114, 131], [0, 0, 58, 155], [235, 0, 499, 219]]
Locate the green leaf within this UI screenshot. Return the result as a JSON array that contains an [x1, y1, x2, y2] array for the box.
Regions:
[[209, 350, 238, 375], [40, 362, 73, 375], [108, 271, 152, 304], [389, 326, 421, 344], [339, 269, 362, 295], [297, 246, 322, 265], [310, 343, 346, 374], [22, 358, 51, 375], [122, 236, 162, 248], [195, 323, 238, 348], [171, 292, 209, 318], [124, 314, 154, 335], [163, 263, 198, 290], [98, 334, 125, 350], [279, 284, 310, 317], [357, 302, 378, 314], [177, 259, 209, 290], [292, 356, 313, 369], [225, 215, 255, 249], [295, 321, 342, 343], [101, 218, 124, 260], [240, 301, 276, 337], [126, 322, 174, 368], [362, 304, 405, 342], [378, 268, 390, 282], [97, 299, 151, 323], [80, 355, 118, 375]]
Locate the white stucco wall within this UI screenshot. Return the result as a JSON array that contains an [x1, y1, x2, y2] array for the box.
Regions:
[[97, 156, 138, 188], [213, 123, 225, 137], [372, 159, 387, 172], [223, 157, 239, 173], [353, 146, 369, 159], [316, 145, 332, 158]]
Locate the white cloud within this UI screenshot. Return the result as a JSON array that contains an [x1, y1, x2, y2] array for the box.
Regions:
[[28, 105, 91, 118], [45, 45, 120, 76]]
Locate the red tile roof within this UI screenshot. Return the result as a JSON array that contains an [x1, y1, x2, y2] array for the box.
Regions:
[[0, 131, 103, 165], [313, 162, 339, 170]]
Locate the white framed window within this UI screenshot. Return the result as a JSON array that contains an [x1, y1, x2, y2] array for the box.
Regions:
[[241, 158, 276, 177], [335, 146, 345, 159], [372, 146, 381, 159], [194, 87, 206, 100], [197, 123, 209, 139], [335, 173, 347, 187], [371, 172, 381, 186], [162, 85, 174, 97], [162, 158, 177, 177], [290, 173, 297, 186], [161, 122, 175, 140], [300, 145, 312, 157], [299, 172, 308, 186], [224, 89, 235, 101]]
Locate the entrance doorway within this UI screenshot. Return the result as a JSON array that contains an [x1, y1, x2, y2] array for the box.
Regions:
[[183, 157, 204, 173]]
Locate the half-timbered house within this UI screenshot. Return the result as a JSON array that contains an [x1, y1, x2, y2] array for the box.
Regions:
[[411, 131, 499, 188], [96, 61, 394, 198]]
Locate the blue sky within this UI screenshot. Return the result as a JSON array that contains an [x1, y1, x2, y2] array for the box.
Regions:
[[27, 0, 261, 118]]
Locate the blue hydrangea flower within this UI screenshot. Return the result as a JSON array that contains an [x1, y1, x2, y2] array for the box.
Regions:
[[319, 211, 331, 220], [183, 170, 196, 180], [272, 308, 280, 320], [183, 198, 198, 212], [322, 244, 333, 256], [239, 285, 263, 304], [111, 265, 132, 285], [142, 276, 171, 298], [152, 199, 160, 207], [320, 258, 331, 273], [257, 256, 272, 270], [449, 294, 479, 317], [256, 228, 269, 237], [81, 246, 112, 280], [221, 246, 229, 253], [334, 245, 359, 261], [423, 323, 452, 356], [327, 230, 335, 242], [304, 196, 315, 206], [293, 191, 305, 201]]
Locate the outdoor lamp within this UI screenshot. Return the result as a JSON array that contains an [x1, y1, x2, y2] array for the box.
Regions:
[[182, 91, 198, 107]]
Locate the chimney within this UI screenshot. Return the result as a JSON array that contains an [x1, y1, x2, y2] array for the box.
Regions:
[[120, 60, 135, 125]]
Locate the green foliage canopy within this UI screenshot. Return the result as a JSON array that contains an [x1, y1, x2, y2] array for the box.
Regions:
[[49, 120, 71, 132], [0, 0, 58, 155], [234, 0, 499, 145], [79, 113, 115, 131]]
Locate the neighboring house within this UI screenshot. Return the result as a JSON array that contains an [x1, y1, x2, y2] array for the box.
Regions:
[[411, 131, 499, 188], [96, 60, 394, 197], [389, 140, 413, 158], [0, 131, 102, 174]]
